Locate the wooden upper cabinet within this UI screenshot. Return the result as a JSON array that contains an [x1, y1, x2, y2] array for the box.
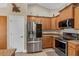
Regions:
[[27, 16, 51, 30], [27, 16, 38, 22], [59, 4, 74, 21], [51, 17, 56, 30], [74, 7, 79, 29], [51, 15, 60, 30], [56, 15, 61, 30], [41, 17, 51, 30], [56, 4, 79, 29]]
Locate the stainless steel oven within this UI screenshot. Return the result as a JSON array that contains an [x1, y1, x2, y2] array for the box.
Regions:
[[55, 32, 79, 56], [55, 38, 68, 56]]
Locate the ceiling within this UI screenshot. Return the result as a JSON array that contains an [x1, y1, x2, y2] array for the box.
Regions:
[[28, 3, 70, 11], [38, 3, 68, 10], [0, 3, 8, 8], [0, 3, 70, 12]]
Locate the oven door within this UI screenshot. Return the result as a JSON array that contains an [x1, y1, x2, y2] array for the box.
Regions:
[[55, 39, 67, 56]]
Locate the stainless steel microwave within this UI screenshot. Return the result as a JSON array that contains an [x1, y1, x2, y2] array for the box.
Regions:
[[59, 18, 74, 28]]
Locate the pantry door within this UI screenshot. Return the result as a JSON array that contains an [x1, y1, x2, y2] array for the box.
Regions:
[[0, 16, 7, 49], [9, 16, 25, 52]]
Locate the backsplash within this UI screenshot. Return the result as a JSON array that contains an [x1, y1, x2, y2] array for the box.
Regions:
[[60, 28, 79, 34], [42, 29, 79, 35]]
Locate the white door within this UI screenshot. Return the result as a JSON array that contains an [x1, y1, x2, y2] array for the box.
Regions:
[[8, 16, 25, 52]]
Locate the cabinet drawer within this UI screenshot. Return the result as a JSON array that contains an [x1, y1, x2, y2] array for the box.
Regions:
[[68, 42, 76, 49]]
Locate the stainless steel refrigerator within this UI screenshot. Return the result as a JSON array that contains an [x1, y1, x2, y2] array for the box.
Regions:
[[27, 21, 42, 53]]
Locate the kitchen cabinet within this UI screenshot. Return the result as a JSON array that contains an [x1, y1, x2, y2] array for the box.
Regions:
[[68, 41, 79, 56], [56, 15, 61, 29], [40, 17, 51, 30], [42, 35, 54, 48], [27, 16, 51, 30], [51, 17, 56, 30], [0, 16, 7, 49], [57, 4, 79, 29], [27, 16, 38, 22], [51, 15, 60, 30], [53, 37, 55, 48], [74, 7, 79, 29], [52, 15, 60, 30], [59, 4, 74, 21]]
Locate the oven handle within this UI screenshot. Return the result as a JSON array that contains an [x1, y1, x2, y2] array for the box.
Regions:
[[56, 39, 66, 44]]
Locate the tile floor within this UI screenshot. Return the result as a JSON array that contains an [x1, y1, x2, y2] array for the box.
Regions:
[[15, 48, 58, 56]]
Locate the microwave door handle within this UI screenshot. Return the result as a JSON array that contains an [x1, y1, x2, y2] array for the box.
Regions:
[[67, 20, 68, 27], [58, 40, 66, 43]]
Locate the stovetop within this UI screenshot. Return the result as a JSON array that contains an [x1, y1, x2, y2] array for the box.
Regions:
[[57, 37, 75, 42]]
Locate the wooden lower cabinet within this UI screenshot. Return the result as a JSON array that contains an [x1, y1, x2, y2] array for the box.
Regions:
[[42, 35, 54, 49], [68, 47, 76, 56], [68, 41, 79, 56], [53, 37, 55, 48]]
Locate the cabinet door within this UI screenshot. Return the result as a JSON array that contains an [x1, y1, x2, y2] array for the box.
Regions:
[[59, 5, 74, 21], [35, 17, 41, 23], [42, 36, 53, 48], [51, 16, 60, 30], [41, 18, 51, 30], [0, 16, 7, 49], [56, 16, 61, 30], [27, 16, 51, 30], [74, 7, 79, 29], [53, 37, 55, 48], [68, 47, 76, 56], [27, 16, 37, 22], [51, 17, 56, 30], [68, 42, 76, 56]]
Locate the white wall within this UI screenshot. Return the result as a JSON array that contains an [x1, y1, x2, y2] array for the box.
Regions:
[[27, 4, 53, 17], [0, 8, 7, 16], [50, 10, 60, 17]]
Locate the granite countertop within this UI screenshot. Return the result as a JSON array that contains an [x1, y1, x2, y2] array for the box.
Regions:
[[43, 31, 61, 37], [68, 40, 79, 45], [43, 31, 60, 35], [0, 49, 16, 56]]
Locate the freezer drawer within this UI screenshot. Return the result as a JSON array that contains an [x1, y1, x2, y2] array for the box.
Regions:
[[27, 41, 42, 53]]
